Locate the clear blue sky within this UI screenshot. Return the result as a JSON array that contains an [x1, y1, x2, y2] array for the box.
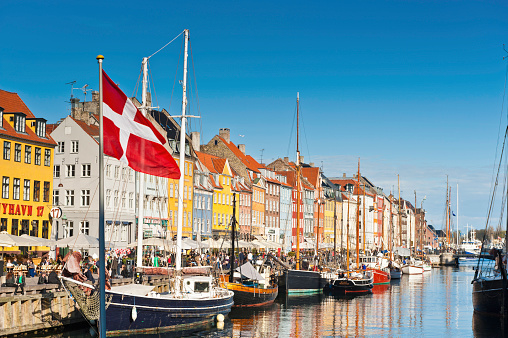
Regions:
[[2, 0, 508, 232]]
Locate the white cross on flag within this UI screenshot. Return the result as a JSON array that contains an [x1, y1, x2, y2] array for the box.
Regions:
[[102, 70, 181, 179]]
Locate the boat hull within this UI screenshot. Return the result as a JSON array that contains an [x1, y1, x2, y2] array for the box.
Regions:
[[472, 278, 508, 316], [104, 290, 234, 335], [279, 269, 325, 294], [368, 268, 391, 284], [402, 265, 424, 275], [221, 282, 278, 307], [324, 278, 373, 295], [390, 269, 402, 279]]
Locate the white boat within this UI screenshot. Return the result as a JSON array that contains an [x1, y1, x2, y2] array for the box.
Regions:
[[401, 265, 424, 275]]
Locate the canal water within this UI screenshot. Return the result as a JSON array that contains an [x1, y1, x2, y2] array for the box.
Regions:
[[41, 260, 506, 337]]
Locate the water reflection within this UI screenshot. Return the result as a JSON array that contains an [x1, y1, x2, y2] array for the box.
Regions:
[[32, 262, 498, 337]]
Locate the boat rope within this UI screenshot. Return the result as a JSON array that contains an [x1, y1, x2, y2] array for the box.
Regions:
[[148, 31, 184, 59]]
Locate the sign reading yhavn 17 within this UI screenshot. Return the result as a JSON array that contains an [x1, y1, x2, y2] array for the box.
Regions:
[[1, 203, 45, 217]]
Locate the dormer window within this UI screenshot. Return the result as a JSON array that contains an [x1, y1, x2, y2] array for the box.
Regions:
[[14, 113, 26, 133], [35, 120, 46, 138]]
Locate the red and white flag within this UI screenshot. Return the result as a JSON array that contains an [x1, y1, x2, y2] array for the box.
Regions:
[[102, 70, 181, 179]]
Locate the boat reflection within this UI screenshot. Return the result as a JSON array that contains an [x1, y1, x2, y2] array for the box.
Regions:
[[472, 312, 508, 338]]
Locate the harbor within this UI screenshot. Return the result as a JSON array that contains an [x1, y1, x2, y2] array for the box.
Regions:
[[12, 261, 501, 337]]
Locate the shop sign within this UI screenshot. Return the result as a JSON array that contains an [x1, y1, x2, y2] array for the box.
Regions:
[[1, 203, 45, 217]]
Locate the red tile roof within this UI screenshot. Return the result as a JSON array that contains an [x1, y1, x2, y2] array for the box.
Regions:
[[0, 89, 56, 146], [217, 136, 262, 173], [301, 167, 320, 187]]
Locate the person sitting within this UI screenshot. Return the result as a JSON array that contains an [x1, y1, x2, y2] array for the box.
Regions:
[[47, 270, 61, 286], [83, 264, 95, 284], [14, 271, 26, 295], [38, 272, 48, 284], [3, 271, 16, 287], [120, 264, 129, 278]]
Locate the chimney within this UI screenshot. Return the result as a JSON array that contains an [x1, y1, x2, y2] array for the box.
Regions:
[[238, 144, 246, 155], [92, 91, 99, 102], [191, 131, 200, 151], [284, 157, 289, 163], [300, 156, 304, 163], [343, 173, 346, 178], [219, 128, 230, 143], [309, 162, 314, 167]]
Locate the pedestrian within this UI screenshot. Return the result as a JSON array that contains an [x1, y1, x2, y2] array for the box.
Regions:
[[14, 271, 26, 295], [28, 259, 35, 277]]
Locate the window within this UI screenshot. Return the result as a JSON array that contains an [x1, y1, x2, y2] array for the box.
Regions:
[[114, 166, 120, 178], [36, 120, 46, 138], [82, 164, 91, 177], [65, 189, 74, 206], [80, 221, 90, 235], [23, 180, 30, 201], [3, 141, 10, 160], [53, 189, 59, 206], [14, 114, 26, 133], [129, 169, 133, 182], [20, 219, 29, 235], [114, 190, 119, 207], [64, 221, 74, 238], [34, 147, 41, 165], [44, 149, 51, 166], [31, 220, 39, 236], [170, 183, 173, 198], [11, 219, 18, 235], [43, 182, 50, 202], [24, 145, 31, 163], [81, 189, 90, 206], [14, 144, 21, 162], [0, 218, 6, 232], [66, 164, 75, 177], [106, 190, 111, 207], [42, 220, 49, 239], [121, 224, 128, 242], [33, 181, 40, 202], [122, 167, 127, 180], [12, 178, 20, 200], [54, 165, 60, 178], [106, 164, 111, 177], [71, 140, 79, 153], [129, 192, 134, 209], [2, 177, 9, 198], [57, 141, 64, 153], [122, 192, 126, 208]]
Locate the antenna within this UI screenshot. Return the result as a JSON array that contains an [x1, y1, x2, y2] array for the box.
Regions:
[[66, 81, 76, 99], [260, 149, 265, 164], [73, 84, 93, 102], [503, 44, 508, 60]]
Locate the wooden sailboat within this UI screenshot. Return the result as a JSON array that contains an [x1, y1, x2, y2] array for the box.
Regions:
[[324, 159, 373, 294], [278, 93, 325, 295], [60, 30, 234, 335], [220, 194, 278, 307]]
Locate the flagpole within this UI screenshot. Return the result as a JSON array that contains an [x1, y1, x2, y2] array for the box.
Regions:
[[96, 54, 107, 337]]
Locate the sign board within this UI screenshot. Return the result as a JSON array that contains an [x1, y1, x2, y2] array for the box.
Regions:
[[50, 207, 62, 219]]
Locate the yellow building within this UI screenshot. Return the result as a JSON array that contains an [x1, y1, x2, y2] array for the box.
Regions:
[[324, 198, 335, 244], [0, 89, 56, 253], [168, 157, 194, 239], [195, 151, 234, 238]]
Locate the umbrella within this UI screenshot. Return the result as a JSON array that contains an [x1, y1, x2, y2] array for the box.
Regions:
[[20, 234, 56, 246], [181, 238, 199, 250], [55, 233, 99, 249], [127, 237, 174, 248], [0, 231, 40, 246]]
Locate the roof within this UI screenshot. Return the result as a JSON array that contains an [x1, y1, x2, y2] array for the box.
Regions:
[[301, 167, 320, 187], [217, 136, 263, 173], [0, 89, 57, 146]]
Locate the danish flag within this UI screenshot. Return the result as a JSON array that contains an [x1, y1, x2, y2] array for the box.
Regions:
[[102, 70, 181, 179]]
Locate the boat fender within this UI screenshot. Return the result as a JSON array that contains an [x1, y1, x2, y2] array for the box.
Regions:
[[217, 313, 224, 323], [131, 306, 137, 322]]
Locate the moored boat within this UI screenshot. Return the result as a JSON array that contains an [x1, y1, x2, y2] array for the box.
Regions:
[[324, 271, 373, 295], [368, 268, 391, 284], [401, 265, 424, 275]]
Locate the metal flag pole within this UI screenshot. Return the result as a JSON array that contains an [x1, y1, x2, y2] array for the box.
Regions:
[[96, 54, 106, 337]]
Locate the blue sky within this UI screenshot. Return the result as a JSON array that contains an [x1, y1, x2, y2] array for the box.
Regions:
[[2, 0, 508, 232]]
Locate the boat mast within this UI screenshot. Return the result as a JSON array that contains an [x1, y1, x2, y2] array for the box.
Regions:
[[136, 57, 149, 267], [230, 194, 236, 283], [346, 195, 350, 275], [356, 159, 360, 269], [333, 188, 337, 266], [457, 183, 459, 249], [363, 183, 366, 255], [295, 92, 301, 270], [175, 29, 189, 282], [389, 193, 393, 260], [446, 176, 449, 248], [398, 175, 401, 247]]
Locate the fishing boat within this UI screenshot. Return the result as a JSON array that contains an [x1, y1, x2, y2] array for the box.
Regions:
[[60, 30, 234, 335], [401, 264, 424, 275], [278, 93, 324, 295], [220, 194, 278, 307], [359, 255, 391, 284]]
